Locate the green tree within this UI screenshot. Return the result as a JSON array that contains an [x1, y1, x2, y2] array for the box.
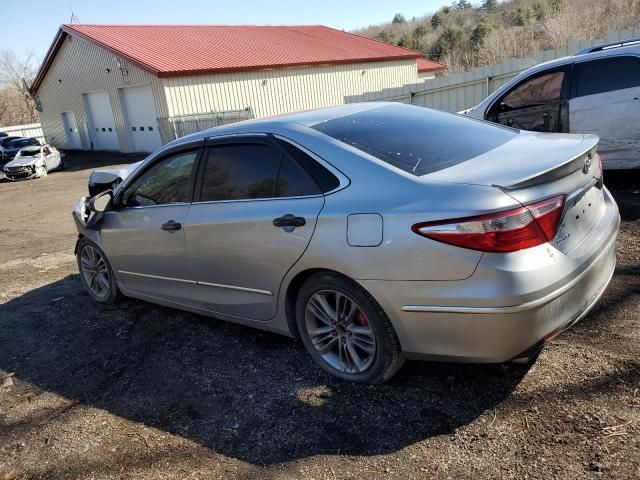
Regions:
[[397, 33, 416, 49], [432, 26, 465, 56], [376, 30, 393, 43], [431, 12, 443, 28], [513, 5, 534, 26], [392, 13, 407, 24], [454, 0, 472, 10], [481, 0, 498, 12], [413, 24, 428, 41], [471, 16, 494, 46]]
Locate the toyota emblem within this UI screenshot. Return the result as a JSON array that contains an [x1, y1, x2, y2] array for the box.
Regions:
[[583, 155, 592, 174]]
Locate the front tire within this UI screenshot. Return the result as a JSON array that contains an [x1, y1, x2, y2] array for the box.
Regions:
[[76, 238, 120, 304], [296, 272, 405, 384]]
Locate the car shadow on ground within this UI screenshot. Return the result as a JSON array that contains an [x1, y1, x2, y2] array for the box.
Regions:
[[0, 274, 531, 465]]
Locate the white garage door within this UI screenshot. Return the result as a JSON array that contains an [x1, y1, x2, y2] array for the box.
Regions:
[[84, 91, 120, 151], [120, 85, 162, 152]]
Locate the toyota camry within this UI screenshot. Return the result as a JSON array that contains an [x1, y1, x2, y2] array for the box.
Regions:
[[72, 103, 619, 383]]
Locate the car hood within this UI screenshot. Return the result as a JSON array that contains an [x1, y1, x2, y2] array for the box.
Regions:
[[4, 156, 41, 168], [90, 160, 143, 184]]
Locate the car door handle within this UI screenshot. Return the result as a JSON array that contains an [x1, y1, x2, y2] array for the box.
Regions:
[[161, 220, 182, 231], [273, 214, 306, 228]]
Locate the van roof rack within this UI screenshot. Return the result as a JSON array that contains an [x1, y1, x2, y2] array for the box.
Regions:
[[574, 37, 640, 55]]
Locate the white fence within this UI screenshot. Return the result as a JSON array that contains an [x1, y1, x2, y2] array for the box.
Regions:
[[0, 122, 45, 143], [346, 27, 640, 113]]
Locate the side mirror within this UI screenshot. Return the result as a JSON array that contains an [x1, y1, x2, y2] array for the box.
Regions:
[[88, 190, 113, 213]]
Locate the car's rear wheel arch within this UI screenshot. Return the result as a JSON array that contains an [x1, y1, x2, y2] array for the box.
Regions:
[[292, 269, 405, 383], [285, 268, 336, 338]]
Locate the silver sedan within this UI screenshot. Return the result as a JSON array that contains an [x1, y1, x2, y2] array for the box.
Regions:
[[73, 103, 620, 383]]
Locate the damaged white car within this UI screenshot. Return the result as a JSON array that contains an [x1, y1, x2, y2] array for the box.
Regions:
[[467, 37, 640, 170], [3, 145, 64, 180]]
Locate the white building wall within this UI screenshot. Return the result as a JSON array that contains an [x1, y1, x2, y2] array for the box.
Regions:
[[36, 35, 168, 152], [161, 59, 418, 118]]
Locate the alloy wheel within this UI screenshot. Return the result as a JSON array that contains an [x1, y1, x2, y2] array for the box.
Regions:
[[80, 245, 110, 299], [304, 290, 377, 374]]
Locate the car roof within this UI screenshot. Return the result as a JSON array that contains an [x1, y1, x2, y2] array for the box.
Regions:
[[165, 102, 395, 148], [517, 41, 640, 77], [20, 146, 41, 152], [475, 40, 640, 110]]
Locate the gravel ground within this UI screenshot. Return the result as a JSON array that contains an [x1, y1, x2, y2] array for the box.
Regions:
[[0, 152, 638, 479]]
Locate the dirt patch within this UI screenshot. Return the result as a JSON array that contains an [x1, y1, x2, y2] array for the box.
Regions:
[[1, 154, 639, 479]]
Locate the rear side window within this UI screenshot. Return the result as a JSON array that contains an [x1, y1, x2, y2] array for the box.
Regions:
[[200, 144, 279, 201], [276, 154, 321, 197], [277, 140, 340, 193], [312, 104, 518, 176], [573, 57, 640, 97]]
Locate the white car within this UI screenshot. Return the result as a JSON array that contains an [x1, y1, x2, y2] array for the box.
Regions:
[[3, 145, 64, 180], [467, 37, 640, 169]]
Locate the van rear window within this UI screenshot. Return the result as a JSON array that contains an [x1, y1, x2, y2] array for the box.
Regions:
[[311, 104, 518, 176]]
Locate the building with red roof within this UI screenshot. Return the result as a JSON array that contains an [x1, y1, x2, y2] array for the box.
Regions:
[[32, 24, 443, 153]]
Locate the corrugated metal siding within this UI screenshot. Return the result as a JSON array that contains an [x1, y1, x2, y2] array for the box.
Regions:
[[161, 59, 417, 118], [36, 35, 168, 152], [0, 122, 45, 143], [346, 26, 640, 113]]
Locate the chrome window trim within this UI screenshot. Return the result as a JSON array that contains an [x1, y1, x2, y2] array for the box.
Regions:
[[112, 202, 191, 211]]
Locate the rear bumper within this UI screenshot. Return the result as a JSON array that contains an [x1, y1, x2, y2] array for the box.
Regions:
[[360, 187, 620, 362]]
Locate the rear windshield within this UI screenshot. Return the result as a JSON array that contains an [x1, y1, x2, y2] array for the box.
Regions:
[[311, 104, 518, 176]]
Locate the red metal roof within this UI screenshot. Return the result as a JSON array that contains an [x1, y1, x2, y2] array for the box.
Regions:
[[32, 24, 423, 91], [417, 58, 447, 73]]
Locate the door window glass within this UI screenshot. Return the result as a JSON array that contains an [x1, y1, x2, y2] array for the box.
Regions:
[[276, 154, 321, 197], [200, 144, 280, 201], [501, 71, 565, 109], [277, 139, 340, 193], [574, 57, 640, 97], [123, 150, 197, 207]]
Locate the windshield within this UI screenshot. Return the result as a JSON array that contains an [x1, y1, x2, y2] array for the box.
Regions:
[[311, 104, 518, 176], [0, 137, 20, 147], [18, 150, 41, 157], [6, 139, 28, 148]]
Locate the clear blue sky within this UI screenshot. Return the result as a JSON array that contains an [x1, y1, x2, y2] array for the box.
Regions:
[[0, 0, 454, 60]]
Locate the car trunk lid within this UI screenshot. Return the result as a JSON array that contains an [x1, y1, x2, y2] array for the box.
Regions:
[[425, 132, 604, 254]]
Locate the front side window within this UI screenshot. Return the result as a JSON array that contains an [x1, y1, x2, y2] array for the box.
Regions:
[[199, 144, 280, 202], [573, 56, 640, 97], [500, 70, 565, 110], [122, 150, 197, 207]]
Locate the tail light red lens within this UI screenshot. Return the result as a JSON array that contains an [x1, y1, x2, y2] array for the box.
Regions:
[[412, 195, 566, 253]]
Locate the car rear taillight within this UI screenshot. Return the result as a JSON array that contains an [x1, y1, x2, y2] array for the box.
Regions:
[[412, 195, 566, 253]]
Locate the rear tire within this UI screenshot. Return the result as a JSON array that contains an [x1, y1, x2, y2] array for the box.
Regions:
[[296, 272, 405, 384], [76, 238, 121, 304]]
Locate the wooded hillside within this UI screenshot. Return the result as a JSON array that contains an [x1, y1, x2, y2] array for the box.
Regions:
[[356, 0, 640, 73]]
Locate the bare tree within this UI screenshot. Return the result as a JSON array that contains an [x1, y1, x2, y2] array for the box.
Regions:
[[0, 49, 39, 126]]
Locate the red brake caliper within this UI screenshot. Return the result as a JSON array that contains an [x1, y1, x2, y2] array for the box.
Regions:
[[354, 311, 369, 327]]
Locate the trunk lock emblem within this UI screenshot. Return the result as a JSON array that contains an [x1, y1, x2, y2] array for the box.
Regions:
[[583, 155, 592, 174]]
